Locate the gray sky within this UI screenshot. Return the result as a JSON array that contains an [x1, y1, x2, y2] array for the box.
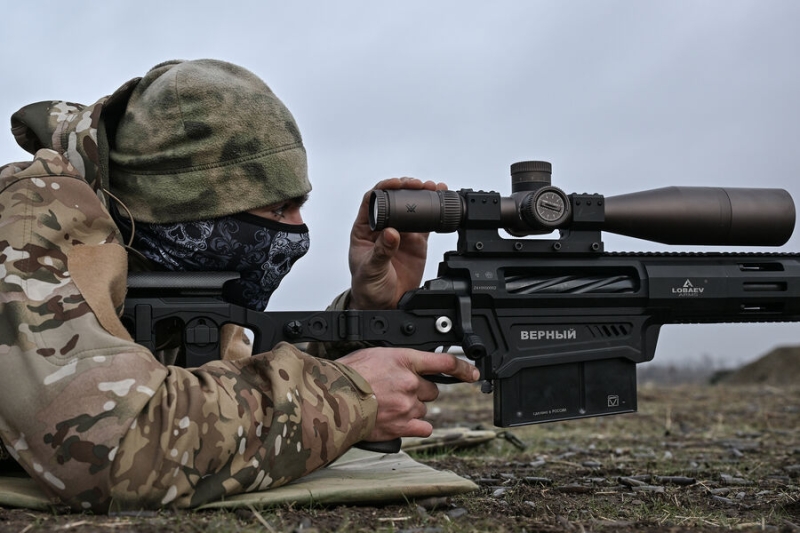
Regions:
[[2, 1, 799, 367]]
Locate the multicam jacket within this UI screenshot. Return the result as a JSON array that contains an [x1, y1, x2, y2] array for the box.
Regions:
[[0, 87, 377, 512]]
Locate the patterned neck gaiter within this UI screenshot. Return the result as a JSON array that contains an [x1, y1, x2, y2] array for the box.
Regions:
[[115, 211, 310, 311]]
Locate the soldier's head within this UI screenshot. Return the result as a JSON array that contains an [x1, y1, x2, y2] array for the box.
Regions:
[[108, 59, 311, 310]]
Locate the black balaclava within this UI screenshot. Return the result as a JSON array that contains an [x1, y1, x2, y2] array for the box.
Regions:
[[115, 211, 309, 311]]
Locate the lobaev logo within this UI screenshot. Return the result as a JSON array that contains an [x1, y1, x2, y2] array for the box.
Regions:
[[672, 279, 704, 297]]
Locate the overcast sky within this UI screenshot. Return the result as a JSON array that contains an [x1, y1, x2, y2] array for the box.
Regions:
[[2, 1, 799, 367]]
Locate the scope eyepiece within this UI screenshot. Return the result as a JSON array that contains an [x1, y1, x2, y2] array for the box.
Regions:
[[369, 189, 464, 232]]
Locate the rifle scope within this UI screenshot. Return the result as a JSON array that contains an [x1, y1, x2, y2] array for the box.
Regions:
[[369, 161, 796, 246]]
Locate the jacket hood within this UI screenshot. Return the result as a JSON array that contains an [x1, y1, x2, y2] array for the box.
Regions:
[[9, 78, 139, 195]]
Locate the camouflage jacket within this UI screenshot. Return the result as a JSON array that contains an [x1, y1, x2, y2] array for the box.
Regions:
[[0, 87, 377, 512]]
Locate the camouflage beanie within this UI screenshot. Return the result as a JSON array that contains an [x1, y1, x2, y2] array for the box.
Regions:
[[108, 59, 310, 223]]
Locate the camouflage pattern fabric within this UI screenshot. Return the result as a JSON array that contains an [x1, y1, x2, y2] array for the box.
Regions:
[[108, 59, 312, 224], [0, 84, 377, 511]]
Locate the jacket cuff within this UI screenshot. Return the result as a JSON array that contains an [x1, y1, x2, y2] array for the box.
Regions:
[[327, 359, 378, 440]]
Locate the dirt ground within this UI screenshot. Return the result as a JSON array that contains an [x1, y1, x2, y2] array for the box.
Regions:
[[0, 379, 798, 532]]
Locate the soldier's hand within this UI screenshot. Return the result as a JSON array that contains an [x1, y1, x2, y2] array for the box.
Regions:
[[348, 177, 447, 310], [338, 348, 479, 441]]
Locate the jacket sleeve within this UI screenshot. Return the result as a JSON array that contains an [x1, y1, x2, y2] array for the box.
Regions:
[[0, 150, 377, 512]]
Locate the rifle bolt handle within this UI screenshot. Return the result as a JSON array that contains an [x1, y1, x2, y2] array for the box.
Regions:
[[462, 334, 487, 360]]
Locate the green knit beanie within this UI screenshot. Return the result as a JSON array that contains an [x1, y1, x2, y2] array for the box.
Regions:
[[108, 59, 310, 223]]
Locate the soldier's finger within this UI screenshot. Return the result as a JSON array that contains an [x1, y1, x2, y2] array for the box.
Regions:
[[404, 418, 434, 438], [416, 379, 439, 403], [409, 352, 479, 383]]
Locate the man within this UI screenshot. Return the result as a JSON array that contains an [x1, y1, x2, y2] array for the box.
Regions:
[[0, 59, 478, 512]]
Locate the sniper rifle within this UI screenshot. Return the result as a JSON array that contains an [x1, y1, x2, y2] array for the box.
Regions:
[[122, 161, 800, 429]]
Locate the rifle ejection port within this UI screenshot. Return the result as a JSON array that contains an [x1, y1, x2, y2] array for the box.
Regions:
[[435, 316, 453, 333]]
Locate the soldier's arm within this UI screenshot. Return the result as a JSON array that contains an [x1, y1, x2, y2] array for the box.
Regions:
[[108, 343, 376, 510], [0, 154, 377, 512]]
